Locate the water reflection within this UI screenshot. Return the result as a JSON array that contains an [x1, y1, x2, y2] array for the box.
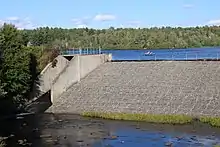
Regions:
[[1, 113, 220, 147]]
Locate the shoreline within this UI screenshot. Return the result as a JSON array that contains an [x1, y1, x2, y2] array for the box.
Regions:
[[81, 112, 220, 127]]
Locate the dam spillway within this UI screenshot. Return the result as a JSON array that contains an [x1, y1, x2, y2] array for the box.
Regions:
[[49, 61, 220, 117]]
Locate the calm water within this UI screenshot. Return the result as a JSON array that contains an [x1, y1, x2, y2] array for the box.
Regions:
[[1, 113, 220, 147], [63, 47, 220, 61], [102, 47, 220, 61]]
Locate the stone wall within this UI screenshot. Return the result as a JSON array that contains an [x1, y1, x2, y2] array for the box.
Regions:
[[48, 61, 220, 117]]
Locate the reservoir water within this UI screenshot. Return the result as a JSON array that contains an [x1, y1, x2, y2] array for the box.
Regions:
[[1, 113, 220, 147], [63, 47, 220, 61], [102, 47, 220, 61]]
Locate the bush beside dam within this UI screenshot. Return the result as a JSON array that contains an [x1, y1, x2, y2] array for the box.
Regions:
[[48, 61, 220, 117]]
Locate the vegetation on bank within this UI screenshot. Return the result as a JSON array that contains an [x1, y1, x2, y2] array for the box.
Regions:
[[21, 26, 220, 49], [82, 112, 220, 127], [200, 116, 220, 127], [0, 24, 58, 116], [82, 112, 192, 124]]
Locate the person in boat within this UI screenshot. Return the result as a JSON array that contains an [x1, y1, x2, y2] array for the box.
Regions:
[[144, 51, 154, 55]]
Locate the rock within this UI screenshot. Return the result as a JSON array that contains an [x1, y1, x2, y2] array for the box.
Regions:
[[165, 142, 173, 146], [18, 139, 24, 145], [9, 134, 15, 138], [190, 137, 198, 141], [16, 116, 24, 120], [176, 136, 183, 140], [23, 123, 27, 126], [109, 135, 118, 140], [40, 134, 52, 138], [33, 128, 39, 132]]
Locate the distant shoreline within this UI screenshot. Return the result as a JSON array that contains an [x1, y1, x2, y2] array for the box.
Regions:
[[67, 46, 220, 50]]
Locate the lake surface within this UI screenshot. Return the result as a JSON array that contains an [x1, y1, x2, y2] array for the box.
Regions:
[[1, 113, 220, 147], [102, 47, 220, 61], [63, 47, 220, 61]]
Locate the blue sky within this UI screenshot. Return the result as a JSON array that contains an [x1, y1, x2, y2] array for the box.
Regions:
[[0, 0, 220, 29]]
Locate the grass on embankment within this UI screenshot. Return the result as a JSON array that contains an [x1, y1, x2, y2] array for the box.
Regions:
[[82, 112, 192, 124], [199, 116, 220, 127], [81, 112, 220, 127]]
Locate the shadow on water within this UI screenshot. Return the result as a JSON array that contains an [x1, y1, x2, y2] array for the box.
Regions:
[[25, 90, 52, 114], [1, 112, 220, 147]]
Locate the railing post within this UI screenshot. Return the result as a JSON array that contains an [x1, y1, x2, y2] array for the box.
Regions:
[[217, 53, 219, 60], [79, 48, 82, 55], [172, 54, 174, 60], [154, 54, 157, 61], [87, 48, 89, 55], [196, 53, 198, 60], [185, 53, 188, 60], [77, 55, 80, 82]]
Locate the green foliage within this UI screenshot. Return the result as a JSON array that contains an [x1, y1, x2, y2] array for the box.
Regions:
[[22, 26, 220, 49], [200, 117, 220, 127], [82, 112, 220, 127], [82, 112, 193, 124], [0, 24, 38, 115]]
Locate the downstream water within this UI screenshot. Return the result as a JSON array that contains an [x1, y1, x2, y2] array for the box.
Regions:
[[1, 113, 220, 147]]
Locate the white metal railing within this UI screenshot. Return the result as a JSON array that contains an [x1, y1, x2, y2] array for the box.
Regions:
[[140, 52, 220, 61], [61, 48, 102, 55]]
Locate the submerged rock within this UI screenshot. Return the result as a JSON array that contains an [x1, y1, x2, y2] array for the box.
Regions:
[[165, 142, 173, 146]]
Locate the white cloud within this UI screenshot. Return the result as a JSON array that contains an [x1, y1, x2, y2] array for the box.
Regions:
[[207, 19, 220, 26], [0, 20, 4, 26], [72, 16, 90, 28], [126, 20, 141, 28], [183, 4, 193, 8], [76, 24, 88, 28], [6, 16, 20, 21], [94, 14, 116, 21], [0, 16, 36, 29]]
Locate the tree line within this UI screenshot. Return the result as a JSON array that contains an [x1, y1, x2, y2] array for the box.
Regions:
[[21, 26, 220, 49]]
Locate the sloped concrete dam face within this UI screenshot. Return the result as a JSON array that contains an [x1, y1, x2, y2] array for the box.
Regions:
[[51, 61, 220, 117]]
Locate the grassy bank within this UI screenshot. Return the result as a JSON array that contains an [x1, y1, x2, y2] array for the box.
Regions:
[[199, 116, 220, 127], [81, 112, 220, 127], [82, 112, 192, 124]]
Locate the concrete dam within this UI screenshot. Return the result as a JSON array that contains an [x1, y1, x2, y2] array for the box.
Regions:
[[31, 54, 220, 117]]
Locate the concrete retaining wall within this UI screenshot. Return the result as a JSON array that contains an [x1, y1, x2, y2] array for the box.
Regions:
[[49, 61, 220, 117], [39, 55, 70, 93], [51, 54, 111, 103]]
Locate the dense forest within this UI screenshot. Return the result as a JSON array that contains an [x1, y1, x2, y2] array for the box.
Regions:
[[21, 26, 220, 49]]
